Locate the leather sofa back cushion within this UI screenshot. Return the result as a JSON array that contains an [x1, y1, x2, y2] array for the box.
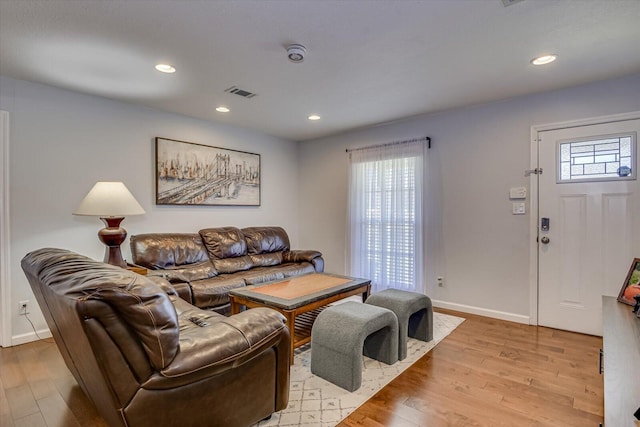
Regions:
[[200, 227, 253, 273], [130, 234, 210, 269], [199, 227, 248, 259], [242, 227, 290, 254]]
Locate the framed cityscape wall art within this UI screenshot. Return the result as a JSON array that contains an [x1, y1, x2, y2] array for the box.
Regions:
[[155, 137, 261, 206]]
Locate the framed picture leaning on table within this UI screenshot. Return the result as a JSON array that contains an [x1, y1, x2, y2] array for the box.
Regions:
[[617, 258, 640, 305]]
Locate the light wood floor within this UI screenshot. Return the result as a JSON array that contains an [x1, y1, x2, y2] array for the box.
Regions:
[[1, 309, 603, 427], [340, 309, 604, 427]]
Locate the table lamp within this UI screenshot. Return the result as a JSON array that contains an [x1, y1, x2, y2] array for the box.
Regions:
[[74, 181, 145, 268]]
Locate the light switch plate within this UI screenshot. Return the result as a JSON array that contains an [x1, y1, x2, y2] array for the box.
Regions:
[[512, 202, 526, 215], [509, 187, 527, 199]]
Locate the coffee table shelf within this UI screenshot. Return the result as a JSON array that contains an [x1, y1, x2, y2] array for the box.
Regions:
[[293, 307, 326, 348]]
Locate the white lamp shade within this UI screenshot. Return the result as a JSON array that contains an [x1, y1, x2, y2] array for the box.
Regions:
[[74, 182, 145, 217]]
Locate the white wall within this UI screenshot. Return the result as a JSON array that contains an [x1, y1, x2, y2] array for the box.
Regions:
[[298, 73, 640, 322], [0, 76, 300, 343]]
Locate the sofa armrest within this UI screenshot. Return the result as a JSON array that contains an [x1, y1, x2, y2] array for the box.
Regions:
[[147, 271, 194, 304], [145, 275, 179, 297], [283, 250, 321, 263], [283, 250, 324, 272], [147, 270, 190, 284], [143, 307, 289, 388]]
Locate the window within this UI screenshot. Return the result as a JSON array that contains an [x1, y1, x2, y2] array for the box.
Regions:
[[348, 141, 425, 293], [558, 133, 636, 183]]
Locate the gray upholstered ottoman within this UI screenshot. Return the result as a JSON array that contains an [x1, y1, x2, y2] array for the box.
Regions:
[[365, 289, 433, 360], [310, 301, 398, 391]]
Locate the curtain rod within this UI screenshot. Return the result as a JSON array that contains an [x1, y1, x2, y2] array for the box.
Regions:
[[345, 136, 431, 153]]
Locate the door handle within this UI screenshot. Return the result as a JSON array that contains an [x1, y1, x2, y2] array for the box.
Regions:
[[599, 349, 604, 374], [540, 236, 550, 244]]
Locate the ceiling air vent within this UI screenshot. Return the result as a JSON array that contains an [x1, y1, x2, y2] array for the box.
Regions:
[[502, 0, 525, 6], [224, 86, 257, 99]]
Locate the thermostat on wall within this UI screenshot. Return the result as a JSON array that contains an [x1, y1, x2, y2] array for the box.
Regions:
[[509, 187, 527, 199]]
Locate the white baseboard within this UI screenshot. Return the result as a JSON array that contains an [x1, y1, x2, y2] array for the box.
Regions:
[[11, 328, 52, 346], [7, 300, 528, 345], [432, 299, 530, 325]]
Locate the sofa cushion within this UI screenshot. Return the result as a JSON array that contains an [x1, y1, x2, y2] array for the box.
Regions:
[[130, 233, 211, 270], [242, 227, 290, 254]]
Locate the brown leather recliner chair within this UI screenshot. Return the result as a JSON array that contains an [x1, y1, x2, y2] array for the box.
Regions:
[[21, 248, 290, 427]]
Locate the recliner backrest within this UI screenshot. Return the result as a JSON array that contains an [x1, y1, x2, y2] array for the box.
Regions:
[[21, 248, 183, 426]]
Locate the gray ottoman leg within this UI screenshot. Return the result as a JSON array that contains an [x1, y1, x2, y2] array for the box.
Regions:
[[363, 316, 398, 364], [311, 340, 362, 392], [409, 297, 433, 342], [365, 289, 434, 360]]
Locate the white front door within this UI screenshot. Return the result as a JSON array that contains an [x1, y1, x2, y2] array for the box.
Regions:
[[538, 118, 640, 336]]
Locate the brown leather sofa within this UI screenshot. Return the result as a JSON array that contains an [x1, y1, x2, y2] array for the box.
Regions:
[[130, 226, 324, 314], [22, 248, 290, 427]]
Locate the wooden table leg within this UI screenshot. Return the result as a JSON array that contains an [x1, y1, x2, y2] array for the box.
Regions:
[[284, 310, 296, 365], [230, 295, 240, 315], [362, 284, 371, 302]]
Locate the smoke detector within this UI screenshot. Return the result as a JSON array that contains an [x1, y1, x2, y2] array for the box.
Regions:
[[286, 44, 306, 63]]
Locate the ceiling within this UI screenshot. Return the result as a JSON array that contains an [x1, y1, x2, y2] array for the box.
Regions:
[[1, 1, 639, 142]]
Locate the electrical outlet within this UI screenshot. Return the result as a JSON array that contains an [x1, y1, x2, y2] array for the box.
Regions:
[[18, 300, 29, 315], [437, 276, 444, 287]]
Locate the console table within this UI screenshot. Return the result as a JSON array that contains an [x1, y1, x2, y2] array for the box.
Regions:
[[602, 296, 640, 426]]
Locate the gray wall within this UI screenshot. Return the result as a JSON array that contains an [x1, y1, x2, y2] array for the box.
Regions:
[[0, 76, 300, 342], [298, 73, 640, 321], [3, 72, 640, 342]]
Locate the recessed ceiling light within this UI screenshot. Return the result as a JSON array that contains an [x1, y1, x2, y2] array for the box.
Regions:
[[216, 106, 230, 113], [308, 114, 321, 121], [531, 54, 557, 66], [155, 63, 176, 73]]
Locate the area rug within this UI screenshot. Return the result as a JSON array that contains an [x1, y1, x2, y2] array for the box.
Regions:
[[256, 312, 464, 427]]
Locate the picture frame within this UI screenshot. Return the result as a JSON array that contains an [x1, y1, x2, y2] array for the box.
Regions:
[[617, 257, 640, 305], [155, 137, 260, 206]]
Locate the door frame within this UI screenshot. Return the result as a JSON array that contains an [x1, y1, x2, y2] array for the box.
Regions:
[[528, 110, 640, 326], [0, 110, 10, 347]]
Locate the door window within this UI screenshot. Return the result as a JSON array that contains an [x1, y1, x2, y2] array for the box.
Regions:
[[557, 132, 636, 183]]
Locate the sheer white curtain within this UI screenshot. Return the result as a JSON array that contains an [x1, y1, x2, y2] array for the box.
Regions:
[[348, 140, 426, 293]]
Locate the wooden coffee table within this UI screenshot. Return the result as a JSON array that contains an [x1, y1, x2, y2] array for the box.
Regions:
[[229, 273, 371, 364]]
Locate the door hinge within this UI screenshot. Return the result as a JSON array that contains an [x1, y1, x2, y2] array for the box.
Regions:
[[525, 167, 543, 177]]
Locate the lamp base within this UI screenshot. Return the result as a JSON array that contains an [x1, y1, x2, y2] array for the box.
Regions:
[[98, 217, 127, 268]]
